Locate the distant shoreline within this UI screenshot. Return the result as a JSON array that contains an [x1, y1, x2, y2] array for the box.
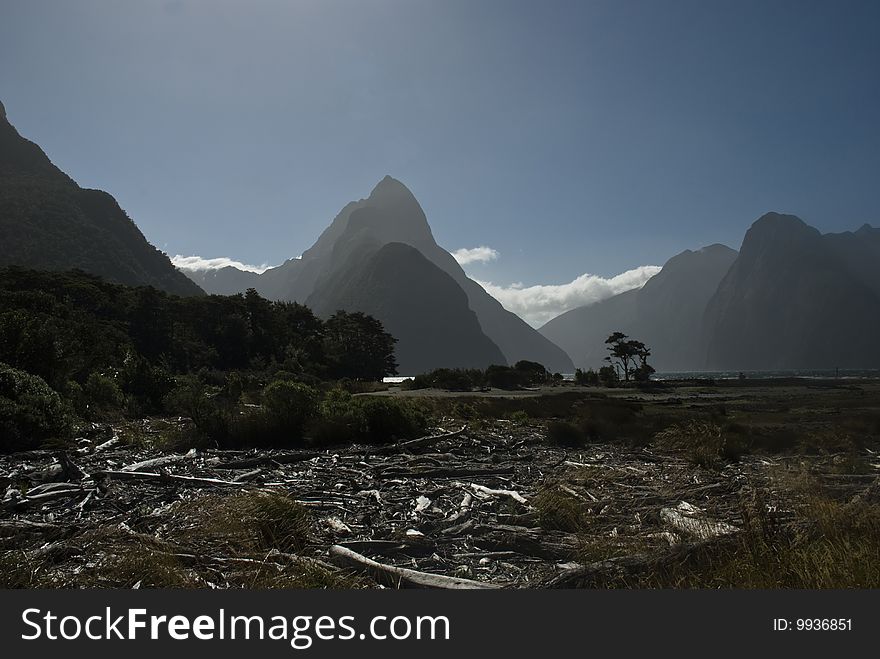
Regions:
[[385, 369, 880, 384]]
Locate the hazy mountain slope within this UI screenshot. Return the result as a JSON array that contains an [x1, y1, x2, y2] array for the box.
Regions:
[[539, 288, 640, 369], [183, 266, 260, 296], [540, 244, 738, 371], [703, 213, 880, 370], [0, 100, 202, 296], [307, 242, 506, 373]]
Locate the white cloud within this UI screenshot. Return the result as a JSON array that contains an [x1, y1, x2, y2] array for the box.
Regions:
[[451, 246, 500, 265], [476, 265, 662, 327], [171, 255, 275, 274]]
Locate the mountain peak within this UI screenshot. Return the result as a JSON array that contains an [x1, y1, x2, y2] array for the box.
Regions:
[[754, 211, 806, 226], [337, 175, 435, 245], [368, 174, 418, 203], [745, 212, 820, 246], [699, 243, 737, 255], [0, 100, 6, 120]]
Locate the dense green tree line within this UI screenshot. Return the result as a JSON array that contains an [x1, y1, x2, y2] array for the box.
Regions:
[[0, 267, 397, 389]]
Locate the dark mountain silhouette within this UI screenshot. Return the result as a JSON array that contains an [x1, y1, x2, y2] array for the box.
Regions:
[[186, 176, 573, 372], [540, 244, 738, 371], [308, 242, 506, 373], [0, 100, 202, 296], [702, 213, 880, 370]]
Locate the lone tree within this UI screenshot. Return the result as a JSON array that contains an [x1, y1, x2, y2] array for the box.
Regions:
[[604, 332, 655, 382]]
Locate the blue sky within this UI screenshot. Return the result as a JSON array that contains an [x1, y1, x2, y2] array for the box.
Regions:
[[2, 0, 879, 321]]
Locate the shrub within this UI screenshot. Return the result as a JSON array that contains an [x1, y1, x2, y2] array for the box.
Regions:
[[164, 377, 232, 443], [169, 491, 315, 576], [260, 380, 319, 440], [62, 379, 86, 416], [513, 360, 548, 386], [83, 372, 125, 417], [0, 363, 72, 452], [575, 368, 600, 386], [309, 390, 428, 446], [402, 374, 431, 390], [486, 364, 522, 390], [451, 402, 480, 420], [575, 399, 644, 443], [533, 486, 589, 532], [654, 421, 726, 468], [511, 410, 531, 426], [121, 356, 174, 414], [406, 368, 485, 391], [356, 397, 428, 444], [429, 368, 479, 391], [546, 420, 586, 447], [598, 365, 618, 386], [308, 388, 365, 446]]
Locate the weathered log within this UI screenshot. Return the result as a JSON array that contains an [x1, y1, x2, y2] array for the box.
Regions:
[[378, 466, 515, 479], [337, 539, 435, 557], [232, 468, 264, 482], [93, 434, 121, 452], [120, 449, 197, 472], [172, 549, 337, 573], [26, 482, 83, 497], [369, 426, 468, 455], [4, 486, 91, 510], [470, 524, 576, 560], [328, 544, 501, 589], [660, 501, 738, 541], [0, 519, 63, 535], [93, 470, 246, 488], [211, 451, 322, 470], [466, 483, 529, 505]]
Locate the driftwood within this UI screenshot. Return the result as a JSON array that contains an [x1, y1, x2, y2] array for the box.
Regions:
[[172, 549, 337, 573], [466, 483, 529, 505], [368, 425, 468, 455], [232, 468, 263, 482], [93, 470, 246, 488], [92, 434, 121, 452], [1, 405, 831, 589], [337, 539, 435, 557], [660, 501, 738, 540], [378, 465, 515, 479], [4, 486, 91, 511], [121, 449, 197, 472], [329, 544, 501, 589], [210, 451, 322, 470], [0, 519, 64, 535], [469, 524, 578, 559]]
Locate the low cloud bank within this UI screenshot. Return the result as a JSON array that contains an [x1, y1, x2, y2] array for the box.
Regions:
[[451, 246, 500, 265], [171, 255, 275, 274], [476, 265, 662, 327]]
